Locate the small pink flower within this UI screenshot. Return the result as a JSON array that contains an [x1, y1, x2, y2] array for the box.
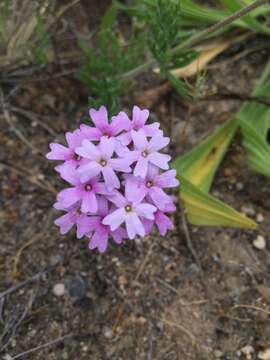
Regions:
[[56, 164, 109, 213], [76, 137, 132, 190], [80, 105, 130, 141], [129, 129, 171, 178], [54, 202, 95, 239], [125, 164, 179, 210], [103, 179, 156, 239], [116, 105, 161, 146], [46, 129, 84, 170], [86, 198, 127, 252]]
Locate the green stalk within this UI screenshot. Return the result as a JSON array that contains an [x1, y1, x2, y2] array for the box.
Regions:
[[122, 0, 270, 79]]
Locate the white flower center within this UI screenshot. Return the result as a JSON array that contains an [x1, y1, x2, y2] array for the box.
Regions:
[[100, 159, 107, 167], [125, 205, 132, 212], [84, 184, 92, 191], [141, 150, 149, 158]]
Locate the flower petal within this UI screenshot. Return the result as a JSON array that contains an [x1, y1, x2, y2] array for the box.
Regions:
[[148, 134, 170, 152], [75, 139, 100, 160], [125, 177, 146, 204], [155, 211, 173, 236], [110, 112, 131, 134], [156, 169, 179, 188], [135, 203, 156, 220], [46, 143, 71, 160], [56, 163, 80, 185], [89, 106, 108, 129], [125, 213, 145, 239], [99, 136, 115, 159], [97, 196, 109, 217], [81, 191, 98, 213], [77, 162, 101, 182], [148, 152, 171, 170], [132, 106, 149, 128], [102, 208, 126, 231], [110, 158, 132, 172], [76, 215, 100, 238], [57, 187, 81, 208], [65, 130, 83, 149], [89, 226, 109, 253], [55, 213, 76, 234], [111, 227, 126, 244], [134, 157, 148, 178], [143, 123, 161, 136], [149, 187, 171, 210], [80, 124, 102, 141], [131, 129, 148, 150], [102, 166, 120, 190]]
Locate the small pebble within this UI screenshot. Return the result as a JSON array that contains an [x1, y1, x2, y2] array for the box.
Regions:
[[253, 235, 266, 250], [256, 213, 265, 223], [236, 182, 244, 191], [53, 283, 66, 297], [3, 355, 12, 360], [241, 345, 254, 360], [214, 350, 223, 358], [104, 327, 113, 339], [66, 275, 86, 299], [258, 348, 270, 360], [241, 205, 256, 217]]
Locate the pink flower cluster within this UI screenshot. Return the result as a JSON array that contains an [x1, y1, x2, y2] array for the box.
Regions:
[[46, 106, 179, 252]]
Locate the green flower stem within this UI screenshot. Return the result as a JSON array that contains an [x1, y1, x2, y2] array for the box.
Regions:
[[122, 0, 270, 79]]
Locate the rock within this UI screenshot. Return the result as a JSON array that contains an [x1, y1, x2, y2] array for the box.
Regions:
[[3, 355, 12, 360], [241, 205, 256, 217], [256, 213, 265, 223], [214, 350, 223, 358], [259, 349, 270, 360], [49, 254, 62, 266], [104, 327, 113, 339], [236, 182, 244, 191], [66, 275, 86, 299], [241, 345, 254, 360], [118, 275, 128, 286], [52, 283, 66, 297], [253, 235, 266, 250]]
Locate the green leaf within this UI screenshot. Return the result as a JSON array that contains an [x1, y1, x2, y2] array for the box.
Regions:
[[179, 176, 257, 229], [173, 117, 239, 192], [219, 0, 270, 34], [239, 72, 270, 177], [166, 71, 190, 99]]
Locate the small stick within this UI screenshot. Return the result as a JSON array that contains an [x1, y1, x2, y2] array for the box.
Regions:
[[9, 106, 57, 136], [133, 242, 155, 283], [10, 333, 74, 360], [0, 161, 57, 195], [179, 203, 202, 272], [0, 271, 46, 300], [0, 91, 42, 155]]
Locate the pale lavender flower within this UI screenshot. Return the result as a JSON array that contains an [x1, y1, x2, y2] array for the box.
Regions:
[[80, 105, 130, 141], [76, 137, 132, 190], [103, 179, 156, 239], [143, 201, 176, 236], [56, 163, 109, 213], [86, 197, 127, 253], [129, 129, 171, 178], [116, 105, 161, 146], [54, 202, 95, 239], [125, 164, 179, 210], [46, 129, 84, 169]]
